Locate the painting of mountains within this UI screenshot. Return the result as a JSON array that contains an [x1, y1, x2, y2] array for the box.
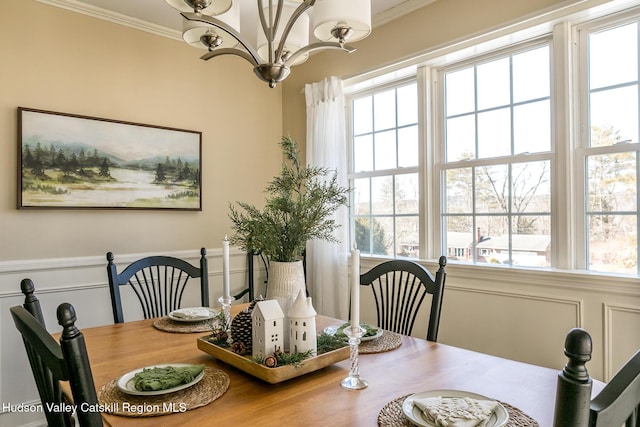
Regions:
[[18, 108, 201, 210]]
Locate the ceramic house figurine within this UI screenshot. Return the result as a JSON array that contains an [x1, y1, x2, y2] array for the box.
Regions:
[[251, 299, 285, 359], [287, 290, 317, 356]]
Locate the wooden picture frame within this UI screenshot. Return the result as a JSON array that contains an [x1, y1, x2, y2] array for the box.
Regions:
[[18, 107, 202, 210]]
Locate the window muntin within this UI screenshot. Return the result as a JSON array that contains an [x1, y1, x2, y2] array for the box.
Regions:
[[349, 80, 419, 257], [441, 44, 552, 267]]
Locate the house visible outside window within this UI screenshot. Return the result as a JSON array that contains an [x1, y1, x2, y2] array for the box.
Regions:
[[440, 43, 552, 267], [348, 80, 419, 258], [579, 17, 640, 274]]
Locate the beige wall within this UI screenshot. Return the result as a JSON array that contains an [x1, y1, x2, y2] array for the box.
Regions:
[[0, 0, 283, 263]]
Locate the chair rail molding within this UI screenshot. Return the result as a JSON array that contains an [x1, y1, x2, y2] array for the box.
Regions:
[[0, 247, 247, 297]]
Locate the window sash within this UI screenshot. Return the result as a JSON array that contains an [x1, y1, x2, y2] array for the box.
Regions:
[[344, 2, 640, 277], [348, 78, 421, 258]]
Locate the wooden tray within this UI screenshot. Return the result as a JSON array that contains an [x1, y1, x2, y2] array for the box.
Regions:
[[197, 337, 350, 384]]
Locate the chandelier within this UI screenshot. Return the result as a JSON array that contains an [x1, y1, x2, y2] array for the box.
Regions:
[[165, 0, 371, 88]]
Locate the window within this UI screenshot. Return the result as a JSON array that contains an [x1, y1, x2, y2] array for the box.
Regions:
[[441, 44, 552, 267], [345, 3, 640, 276], [579, 17, 640, 274], [349, 80, 419, 257]]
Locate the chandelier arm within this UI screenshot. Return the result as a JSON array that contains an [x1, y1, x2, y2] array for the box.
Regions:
[[199, 48, 258, 66], [257, 0, 283, 64], [182, 12, 260, 66], [283, 42, 355, 67], [274, 0, 315, 63]]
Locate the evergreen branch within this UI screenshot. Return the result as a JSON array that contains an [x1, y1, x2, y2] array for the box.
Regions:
[[229, 136, 350, 262]]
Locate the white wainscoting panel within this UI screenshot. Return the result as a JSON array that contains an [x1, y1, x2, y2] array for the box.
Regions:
[[439, 286, 583, 370], [603, 303, 640, 381]]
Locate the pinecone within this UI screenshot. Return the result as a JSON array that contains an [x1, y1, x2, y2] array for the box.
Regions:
[[230, 299, 259, 355]]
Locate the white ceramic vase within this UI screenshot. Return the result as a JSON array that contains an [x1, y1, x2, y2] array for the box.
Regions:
[[267, 260, 306, 350]]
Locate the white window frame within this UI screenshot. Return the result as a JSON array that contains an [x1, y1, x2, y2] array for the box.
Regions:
[[434, 38, 554, 268], [347, 76, 421, 258], [574, 8, 640, 272], [343, 0, 640, 276]]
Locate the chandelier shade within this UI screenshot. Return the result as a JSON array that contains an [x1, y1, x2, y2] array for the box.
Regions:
[[165, 0, 372, 88], [181, 3, 240, 50], [312, 0, 372, 43]]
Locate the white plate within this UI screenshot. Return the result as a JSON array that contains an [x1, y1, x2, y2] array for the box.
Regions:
[[323, 323, 383, 342], [402, 390, 509, 427], [168, 307, 218, 323], [116, 363, 205, 396]]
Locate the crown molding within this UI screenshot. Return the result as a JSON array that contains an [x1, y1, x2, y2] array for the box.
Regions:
[[36, 0, 430, 42], [373, 0, 439, 27], [33, 0, 182, 41]]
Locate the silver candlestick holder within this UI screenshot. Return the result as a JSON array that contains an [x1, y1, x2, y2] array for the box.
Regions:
[[217, 295, 235, 332], [340, 325, 369, 390]]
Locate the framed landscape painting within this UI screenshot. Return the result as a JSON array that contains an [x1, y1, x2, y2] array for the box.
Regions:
[[18, 107, 202, 210]]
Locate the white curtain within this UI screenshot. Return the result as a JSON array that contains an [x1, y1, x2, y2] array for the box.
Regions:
[[304, 76, 349, 319]]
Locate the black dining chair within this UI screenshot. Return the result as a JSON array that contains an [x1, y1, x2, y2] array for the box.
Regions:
[[553, 327, 640, 427], [106, 248, 209, 323], [20, 278, 46, 325], [359, 256, 447, 341], [233, 251, 265, 302], [11, 303, 103, 427]]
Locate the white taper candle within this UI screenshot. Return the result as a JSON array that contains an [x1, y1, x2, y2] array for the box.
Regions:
[[223, 235, 230, 299], [351, 244, 360, 332]]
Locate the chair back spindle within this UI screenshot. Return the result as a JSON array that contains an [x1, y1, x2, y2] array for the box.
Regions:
[[234, 252, 257, 302], [107, 248, 209, 323], [359, 256, 446, 341]]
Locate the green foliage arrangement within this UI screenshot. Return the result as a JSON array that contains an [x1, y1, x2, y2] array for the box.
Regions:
[[316, 333, 348, 354], [229, 136, 350, 262]]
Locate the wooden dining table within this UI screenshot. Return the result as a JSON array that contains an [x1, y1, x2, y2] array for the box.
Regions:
[[61, 305, 603, 427]]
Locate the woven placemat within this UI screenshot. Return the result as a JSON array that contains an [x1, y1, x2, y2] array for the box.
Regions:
[[97, 367, 229, 417], [378, 394, 539, 427], [360, 331, 402, 354], [153, 317, 212, 333]]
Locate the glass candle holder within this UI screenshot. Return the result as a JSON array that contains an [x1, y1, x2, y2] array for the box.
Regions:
[[340, 325, 368, 390], [218, 295, 235, 332]]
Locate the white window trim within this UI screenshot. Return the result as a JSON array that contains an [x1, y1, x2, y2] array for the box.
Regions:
[[434, 38, 553, 267], [347, 76, 421, 257], [573, 7, 640, 271], [344, 0, 640, 273]]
